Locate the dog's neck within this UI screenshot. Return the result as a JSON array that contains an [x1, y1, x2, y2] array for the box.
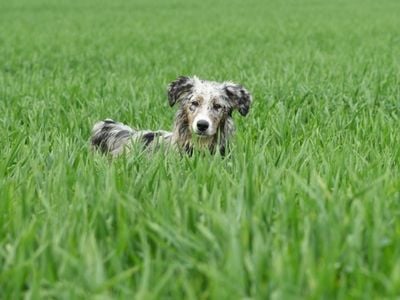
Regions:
[[171, 123, 217, 154]]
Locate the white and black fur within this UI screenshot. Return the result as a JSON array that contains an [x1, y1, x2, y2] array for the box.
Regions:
[[90, 76, 252, 156]]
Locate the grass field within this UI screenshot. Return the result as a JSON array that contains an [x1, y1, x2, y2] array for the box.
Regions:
[[1, 0, 400, 298]]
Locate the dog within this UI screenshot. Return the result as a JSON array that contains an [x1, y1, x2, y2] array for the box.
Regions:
[[90, 76, 252, 156]]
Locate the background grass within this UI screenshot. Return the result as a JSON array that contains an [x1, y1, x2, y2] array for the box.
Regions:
[[1, 0, 400, 298]]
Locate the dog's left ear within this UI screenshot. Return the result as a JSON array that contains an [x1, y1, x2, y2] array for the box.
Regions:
[[223, 83, 252, 116], [167, 76, 194, 106]]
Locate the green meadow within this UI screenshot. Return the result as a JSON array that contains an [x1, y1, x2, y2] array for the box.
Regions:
[[1, 0, 400, 298]]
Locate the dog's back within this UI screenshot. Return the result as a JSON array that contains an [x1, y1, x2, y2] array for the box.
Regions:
[[91, 119, 172, 156]]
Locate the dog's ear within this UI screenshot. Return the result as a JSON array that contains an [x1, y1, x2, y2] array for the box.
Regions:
[[167, 76, 194, 106], [223, 83, 252, 116]]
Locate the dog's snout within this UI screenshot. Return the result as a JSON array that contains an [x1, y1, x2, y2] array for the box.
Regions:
[[196, 120, 209, 132]]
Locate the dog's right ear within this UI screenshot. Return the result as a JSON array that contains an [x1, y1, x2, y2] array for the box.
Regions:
[[167, 76, 194, 106]]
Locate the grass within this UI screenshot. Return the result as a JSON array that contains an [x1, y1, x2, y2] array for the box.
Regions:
[[1, 0, 400, 298]]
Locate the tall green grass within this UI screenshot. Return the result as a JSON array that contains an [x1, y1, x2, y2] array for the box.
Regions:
[[1, 0, 400, 298]]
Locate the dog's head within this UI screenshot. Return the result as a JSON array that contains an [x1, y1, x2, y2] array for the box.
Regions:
[[167, 76, 252, 138]]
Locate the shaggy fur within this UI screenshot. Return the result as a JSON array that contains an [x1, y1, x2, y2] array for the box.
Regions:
[[90, 76, 252, 156]]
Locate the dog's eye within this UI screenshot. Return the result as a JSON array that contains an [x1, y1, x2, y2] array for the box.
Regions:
[[213, 104, 222, 110], [189, 101, 199, 111]]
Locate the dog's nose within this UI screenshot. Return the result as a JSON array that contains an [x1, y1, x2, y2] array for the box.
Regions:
[[196, 120, 209, 132]]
